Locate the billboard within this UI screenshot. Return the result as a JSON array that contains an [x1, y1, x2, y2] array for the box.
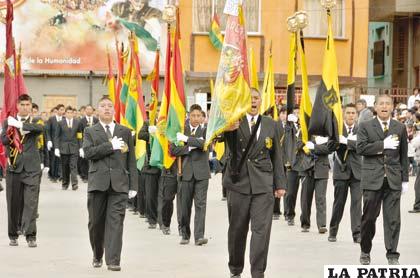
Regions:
[[0, 0, 166, 73]]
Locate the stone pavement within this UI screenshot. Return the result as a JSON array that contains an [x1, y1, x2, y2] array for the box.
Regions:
[[0, 172, 419, 278]]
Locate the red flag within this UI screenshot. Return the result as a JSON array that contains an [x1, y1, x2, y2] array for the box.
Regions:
[[0, 0, 25, 170]]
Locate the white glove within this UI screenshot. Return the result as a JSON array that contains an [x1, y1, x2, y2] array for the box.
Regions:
[[7, 116, 23, 129], [54, 148, 60, 157], [111, 136, 125, 150], [79, 148, 85, 158], [44, 166, 49, 172], [339, 135, 348, 145], [47, 141, 53, 151], [348, 134, 357, 141], [383, 135, 399, 150], [305, 141, 315, 150], [315, 136, 329, 145], [402, 182, 409, 194], [40, 163, 44, 170], [287, 114, 298, 123], [128, 190, 137, 199], [148, 126, 157, 134], [176, 132, 188, 142], [189, 146, 197, 152]]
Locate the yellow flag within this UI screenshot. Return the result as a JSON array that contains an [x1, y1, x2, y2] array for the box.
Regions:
[[260, 46, 278, 120], [249, 47, 259, 90]]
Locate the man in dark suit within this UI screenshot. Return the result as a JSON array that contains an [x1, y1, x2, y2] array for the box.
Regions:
[[78, 105, 99, 182], [138, 120, 161, 229], [299, 134, 336, 233], [171, 104, 211, 246], [328, 103, 362, 243], [83, 96, 138, 271], [54, 106, 82, 190], [357, 94, 409, 265], [1, 94, 44, 248], [222, 89, 286, 278], [46, 104, 65, 182]]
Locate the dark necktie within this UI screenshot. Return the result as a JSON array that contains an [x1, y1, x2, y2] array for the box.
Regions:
[[191, 128, 196, 136], [382, 122, 389, 136], [250, 117, 256, 132], [105, 125, 112, 139], [348, 127, 352, 134]]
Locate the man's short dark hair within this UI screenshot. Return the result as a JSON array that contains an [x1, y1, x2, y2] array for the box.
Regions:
[[32, 103, 39, 110], [345, 103, 356, 109], [51, 107, 57, 113], [201, 111, 206, 118], [98, 96, 113, 104], [56, 104, 65, 110], [65, 106, 73, 112], [17, 94, 32, 103], [374, 93, 393, 105], [356, 99, 367, 106], [190, 104, 202, 113], [85, 104, 93, 110], [279, 107, 287, 113], [79, 105, 86, 111]]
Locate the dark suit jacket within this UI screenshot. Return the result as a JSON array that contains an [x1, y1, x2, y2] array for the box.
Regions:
[[138, 121, 161, 175], [54, 118, 82, 155], [170, 125, 211, 182], [79, 116, 99, 135], [333, 125, 362, 181], [357, 117, 409, 191], [1, 117, 44, 183], [83, 123, 138, 193], [222, 115, 287, 195], [46, 115, 61, 146]]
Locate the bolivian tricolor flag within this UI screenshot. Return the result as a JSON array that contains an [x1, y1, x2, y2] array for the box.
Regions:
[[165, 8, 186, 145], [120, 35, 148, 170], [149, 26, 176, 169], [148, 49, 160, 125], [107, 48, 117, 111], [209, 13, 223, 51], [205, 3, 251, 149], [308, 11, 343, 142], [260, 44, 277, 120]]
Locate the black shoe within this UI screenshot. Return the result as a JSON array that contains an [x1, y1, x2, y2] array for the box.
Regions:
[[287, 219, 295, 226], [221, 197, 227, 201], [387, 258, 399, 265], [139, 213, 146, 218], [148, 223, 157, 229], [180, 237, 190, 245], [230, 274, 241, 278], [82, 179, 88, 183], [27, 240, 37, 248], [408, 209, 420, 213], [62, 185, 68, 190], [162, 227, 171, 235], [72, 185, 78, 191], [318, 226, 328, 234], [195, 238, 208, 246], [17, 230, 22, 235], [328, 236, 337, 242], [273, 214, 280, 220], [353, 237, 361, 244], [360, 252, 370, 265], [92, 258, 103, 268], [301, 226, 310, 233], [0, 184, 3, 192], [9, 239, 18, 246], [107, 265, 121, 271]]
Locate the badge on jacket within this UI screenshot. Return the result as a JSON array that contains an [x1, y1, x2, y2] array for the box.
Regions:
[[265, 137, 273, 150]]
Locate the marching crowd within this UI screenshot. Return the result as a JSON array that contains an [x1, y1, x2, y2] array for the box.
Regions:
[[1, 89, 419, 277]]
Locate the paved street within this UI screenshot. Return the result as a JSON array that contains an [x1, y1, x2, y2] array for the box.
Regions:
[[0, 172, 419, 278]]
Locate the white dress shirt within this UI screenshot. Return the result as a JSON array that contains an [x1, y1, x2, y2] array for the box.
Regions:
[[56, 115, 62, 122], [246, 113, 261, 139], [66, 118, 73, 129], [344, 123, 355, 135], [100, 121, 115, 137]]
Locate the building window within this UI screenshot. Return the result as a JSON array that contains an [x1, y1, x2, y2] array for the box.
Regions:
[[303, 0, 345, 38], [193, 0, 260, 34]]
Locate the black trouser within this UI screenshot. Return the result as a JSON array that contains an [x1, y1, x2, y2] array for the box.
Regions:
[[61, 153, 78, 187], [49, 152, 61, 180], [88, 187, 128, 266], [300, 175, 327, 228], [158, 175, 178, 228], [413, 167, 420, 211], [137, 171, 146, 215], [144, 172, 160, 225], [284, 170, 300, 220], [79, 157, 89, 180], [222, 186, 227, 198], [329, 176, 362, 239], [179, 177, 209, 240], [227, 190, 274, 278], [360, 178, 401, 259], [6, 172, 39, 241]]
